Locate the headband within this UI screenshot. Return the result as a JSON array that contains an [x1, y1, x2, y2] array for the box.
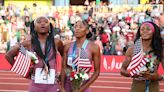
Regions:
[[34, 16, 50, 25], [141, 22, 155, 32]]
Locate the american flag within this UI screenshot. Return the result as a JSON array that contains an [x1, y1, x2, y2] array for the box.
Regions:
[[78, 49, 92, 73], [11, 45, 31, 77], [129, 38, 147, 76]]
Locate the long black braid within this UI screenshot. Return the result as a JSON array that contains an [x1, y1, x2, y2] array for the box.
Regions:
[[30, 20, 56, 70]]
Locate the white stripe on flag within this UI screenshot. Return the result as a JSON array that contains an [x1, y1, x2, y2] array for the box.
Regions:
[[80, 67, 91, 73], [12, 53, 24, 73], [131, 50, 142, 60], [22, 53, 29, 76], [78, 61, 92, 67], [17, 53, 27, 75], [78, 61, 90, 64], [135, 68, 140, 74], [16, 53, 26, 74], [141, 59, 147, 65], [11, 53, 22, 71], [138, 66, 141, 71], [73, 57, 80, 66], [79, 59, 89, 61], [81, 68, 85, 72], [132, 70, 136, 74], [23, 55, 31, 77], [130, 55, 143, 69], [130, 51, 142, 67], [21, 53, 30, 76], [11, 49, 31, 77], [78, 64, 92, 67], [130, 72, 134, 76], [140, 62, 144, 67], [84, 68, 90, 72], [131, 51, 142, 62]]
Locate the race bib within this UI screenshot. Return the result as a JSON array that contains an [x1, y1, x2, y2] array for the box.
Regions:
[[67, 56, 73, 66], [34, 68, 56, 84]]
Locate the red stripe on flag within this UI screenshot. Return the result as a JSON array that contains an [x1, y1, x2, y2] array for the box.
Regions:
[[19, 53, 30, 76], [15, 53, 26, 74], [129, 38, 149, 76], [130, 51, 143, 68], [11, 50, 31, 77], [73, 56, 79, 66], [23, 55, 31, 77], [17, 53, 26, 75], [11, 53, 24, 72], [130, 55, 143, 69], [78, 59, 92, 72]]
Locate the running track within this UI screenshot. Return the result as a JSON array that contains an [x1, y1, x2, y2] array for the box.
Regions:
[[0, 71, 164, 92]]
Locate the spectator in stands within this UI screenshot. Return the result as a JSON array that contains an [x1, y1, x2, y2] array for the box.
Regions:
[[108, 2, 113, 12], [115, 40, 123, 55], [24, 16, 31, 32], [60, 20, 100, 92], [125, 14, 131, 26], [120, 21, 164, 92], [53, 21, 61, 36], [0, 3, 163, 56], [126, 29, 135, 46], [20, 35, 26, 43], [64, 27, 73, 41], [0, 40, 6, 53], [84, 0, 89, 6], [6, 33, 17, 51], [110, 30, 118, 55], [5, 16, 64, 92], [94, 36, 103, 54], [103, 42, 111, 55], [101, 30, 109, 47]]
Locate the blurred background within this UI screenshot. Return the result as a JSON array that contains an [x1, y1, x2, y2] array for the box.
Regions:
[[0, 0, 163, 92]]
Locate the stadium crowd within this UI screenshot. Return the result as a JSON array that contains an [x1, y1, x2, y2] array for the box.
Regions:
[[0, 2, 163, 55]]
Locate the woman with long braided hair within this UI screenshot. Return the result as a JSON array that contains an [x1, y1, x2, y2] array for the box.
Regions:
[[5, 16, 63, 92]]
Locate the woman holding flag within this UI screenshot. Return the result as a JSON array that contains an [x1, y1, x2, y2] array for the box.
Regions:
[[120, 21, 164, 92], [60, 20, 100, 92], [5, 16, 64, 92]]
